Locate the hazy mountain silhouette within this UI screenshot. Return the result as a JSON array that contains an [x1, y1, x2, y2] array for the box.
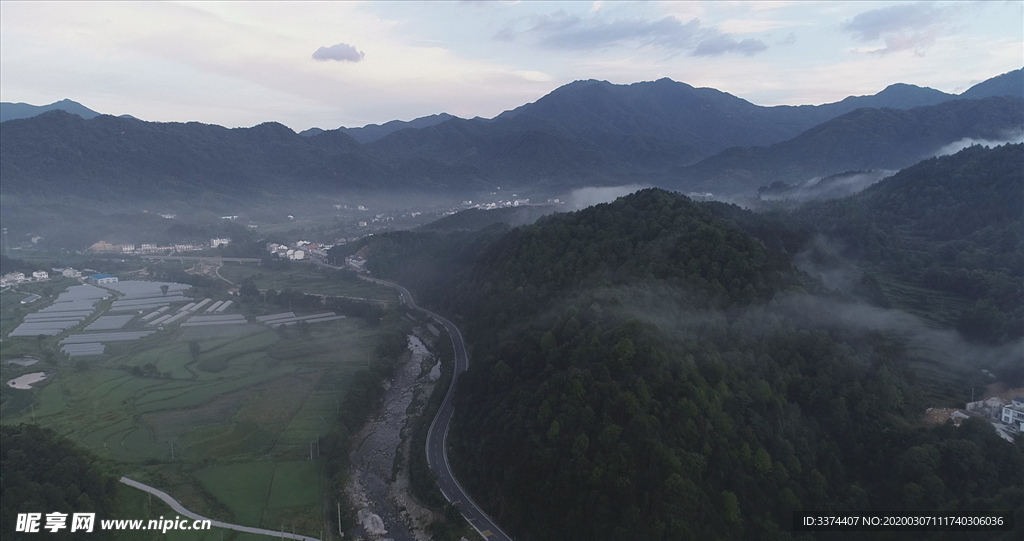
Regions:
[[0, 99, 101, 122], [1, 69, 1018, 201]]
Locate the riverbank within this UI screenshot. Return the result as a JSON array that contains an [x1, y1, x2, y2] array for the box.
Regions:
[[345, 330, 442, 541]]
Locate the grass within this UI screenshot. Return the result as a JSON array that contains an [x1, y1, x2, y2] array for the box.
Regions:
[[194, 462, 276, 526], [2, 278, 405, 539], [217, 261, 398, 301]]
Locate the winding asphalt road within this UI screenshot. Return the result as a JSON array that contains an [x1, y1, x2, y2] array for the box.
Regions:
[[361, 276, 512, 541]]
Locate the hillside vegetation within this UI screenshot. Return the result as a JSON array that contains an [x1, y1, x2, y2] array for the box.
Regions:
[[362, 186, 1023, 540], [796, 143, 1023, 345]]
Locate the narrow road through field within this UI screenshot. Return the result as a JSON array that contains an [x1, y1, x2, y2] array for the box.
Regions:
[[360, 276, 513, 541], [119, 477, 320, 541]]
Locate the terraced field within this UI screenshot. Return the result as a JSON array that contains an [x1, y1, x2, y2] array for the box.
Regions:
[[2, 279, 400, 539], [217, 262, 399, 301]]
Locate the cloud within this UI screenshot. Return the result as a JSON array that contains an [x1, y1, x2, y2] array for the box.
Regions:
[[932, 131, 1024, 157], [312, 42, 365, 62], [564, 184, 646, 210], [693, 35, 767, 57], [501, 11, 768, 57], [842, 3, 951, 55]]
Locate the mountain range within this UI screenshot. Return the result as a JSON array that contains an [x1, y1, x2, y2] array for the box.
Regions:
[[0, 99, 101, 123], [1, 68, 1020, 202]]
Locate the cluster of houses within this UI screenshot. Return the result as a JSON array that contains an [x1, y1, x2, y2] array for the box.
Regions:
[[966, 396, 1024, 430], [89, 238, 232, 254], [1, 270, 52, 288], [266, 242, 307, 260], [266, 240, 338, 261], [265, 238, 369, 265], [1, 268, 117, 290], [963, 396, 1024, 442]]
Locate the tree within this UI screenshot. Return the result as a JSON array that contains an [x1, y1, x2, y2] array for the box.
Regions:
[[240, 277, 259, 298], [189, 340, 201, 362], [160, 284, 169, 296]]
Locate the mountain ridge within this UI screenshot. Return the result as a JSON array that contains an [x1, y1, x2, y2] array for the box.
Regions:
[[0, 98, 101, 122], [1, 69, 1019, 201]]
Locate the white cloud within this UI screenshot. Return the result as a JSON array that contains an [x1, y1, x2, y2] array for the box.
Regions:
[[502, 10, 768, 57], [841, 2, 953, 55], [312, 43, 365, 62]]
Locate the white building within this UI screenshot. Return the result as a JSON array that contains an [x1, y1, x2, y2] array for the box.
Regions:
[[32, 270, 49, 280], [1, 272, 26, 287], [290, 249, 305, 260], [62, 268, 82, 278], [965, 396, 1007, 420], [211, 238, 231, 248], [1001, 398, 1024, 431], [89, 274, 118, 284]]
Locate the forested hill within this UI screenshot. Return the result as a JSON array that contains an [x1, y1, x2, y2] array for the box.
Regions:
[[0, 111, 393, 199], [795, 143, 1024, 345], [1, 425, 120, 540], [362, 188, 1024, 540], [673, 96, 1024, 193]]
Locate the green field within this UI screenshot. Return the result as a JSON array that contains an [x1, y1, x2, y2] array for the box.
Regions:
[[1, 281, 403, 538], [217, 261, 398, 301]]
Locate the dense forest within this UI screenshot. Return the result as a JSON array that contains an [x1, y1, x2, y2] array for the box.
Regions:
[[795, 143, 1023, 345], [1, 425, 120, 540], [358, 163, 1023, 539]]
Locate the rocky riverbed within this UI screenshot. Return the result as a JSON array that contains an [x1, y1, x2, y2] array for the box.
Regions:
[[346, 332, 442, 541]]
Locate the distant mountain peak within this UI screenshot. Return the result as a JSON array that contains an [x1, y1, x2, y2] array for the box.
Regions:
[[334, 112, 459, 144], [0, 98, 101, 123], [960, 67, 1023, 99]]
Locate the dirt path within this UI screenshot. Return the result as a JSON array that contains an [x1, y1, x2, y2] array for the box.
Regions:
[[120, 477, 320, 541]]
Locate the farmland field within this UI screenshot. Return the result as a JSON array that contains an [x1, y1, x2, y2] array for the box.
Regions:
[[217, 261, 398, 301], [1, 278, 404, 539]]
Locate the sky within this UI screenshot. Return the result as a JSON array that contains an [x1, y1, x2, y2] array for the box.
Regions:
[[1, 1, 1021, 131]]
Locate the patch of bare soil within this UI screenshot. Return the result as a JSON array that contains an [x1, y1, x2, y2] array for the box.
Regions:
[[984, 383, 1024, 401]]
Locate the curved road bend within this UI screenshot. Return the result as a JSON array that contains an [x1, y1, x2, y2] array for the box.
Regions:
[[119, 477, 320, 541], [360, 277, 513, 541]]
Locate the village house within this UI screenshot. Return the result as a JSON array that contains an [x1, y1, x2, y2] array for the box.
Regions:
[[89, 273, 118, 285], [1, 272, 26, 287], [1001, 398, 1024, 432]]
